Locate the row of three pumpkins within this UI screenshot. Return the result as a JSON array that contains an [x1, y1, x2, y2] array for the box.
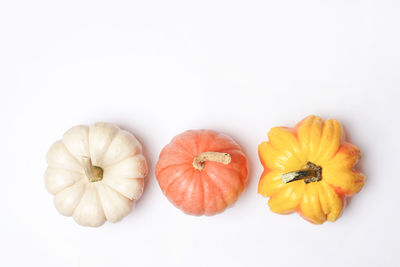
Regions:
[[45, 115, 364, 226]]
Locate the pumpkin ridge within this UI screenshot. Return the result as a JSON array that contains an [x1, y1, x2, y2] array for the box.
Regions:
[[317, 182, 330, 217], [49, 141, 82, 170], [160, 145, 194, 162], [171, 139, 196, 157], [122, 130, 142, 156], [194, 130, 219, 153], [222, 150, 248, 179], [156, 162, 192, 175], [103, 154, 147, 171], [72, 184, 106, 227], [309, 117, 324, 162], [207, 133, 240, 151], [269, 179, 303, 203], [269, 140, 304, 165], [257, 169, 271, 196], [61, 125, 90, 164], [47, 169, 85, 194], [157, 164, 193, 192], [320, 181, 343, 221], [47, 165, 85, 175], [200, 174, 206, 215], [205, 166, 242, 206], [323, 168, 364, 197], [167, 175, 195, 209], [322, 143, 361, 173], [268, 183, 303, 214], [44, 166, 84, 195], [267, 180, 294, 200], [327, 142, 361, 167], [318, 183, 334, 221], [101, 182, 131, 201], [86, 128, 91, 165], [316, 184, 328, 222], [56, 179, 87, 215], [61, 139, 88, 165], [202, 172, 228, 208], [94, 183, 106, 218], [164, 167, 194, 196], [96, 182, 131, 222], [324, 145, 343, 164], [210, 161, 246, 189], [298, 185, 321, 224], [294, 115, 315, 159], [86, 123, 120, 167], [95, 128, 119, 167], [101, 175, 142, 200], [164, 142, 194, 158], [179, 171, 204, 214], [316, 119, 342, 163]]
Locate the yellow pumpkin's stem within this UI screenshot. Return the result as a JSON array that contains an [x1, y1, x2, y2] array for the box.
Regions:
[[82, 156, 104, 182], [192, 152, 231, 171], [282, 162, 322, 184]]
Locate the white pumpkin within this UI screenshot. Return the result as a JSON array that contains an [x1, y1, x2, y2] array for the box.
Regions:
[[45, 123, 147, 227]]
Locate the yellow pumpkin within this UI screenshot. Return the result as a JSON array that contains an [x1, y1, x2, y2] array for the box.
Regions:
[[258, 115, 365, 224]]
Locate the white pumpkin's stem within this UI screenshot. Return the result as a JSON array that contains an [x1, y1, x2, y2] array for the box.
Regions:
[[82, 156, 103, 182], [192, 152, 231, 171], [281, 162, 322, 184]]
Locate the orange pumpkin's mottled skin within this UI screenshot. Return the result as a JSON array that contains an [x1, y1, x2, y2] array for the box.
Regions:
[[155, 130, 248, 216]]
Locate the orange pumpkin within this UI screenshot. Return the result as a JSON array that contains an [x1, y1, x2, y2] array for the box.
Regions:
[[155, 130, 248, 215]]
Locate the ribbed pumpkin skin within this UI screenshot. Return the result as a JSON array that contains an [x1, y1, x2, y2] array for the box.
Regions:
[[155, 130, 248, 216], [258, 115, 365, 224]]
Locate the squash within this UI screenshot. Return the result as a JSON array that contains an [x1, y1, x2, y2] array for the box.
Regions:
[[258, 115, 365, 224], [155, 130, 248, 215], [45, 123, 147, 227]]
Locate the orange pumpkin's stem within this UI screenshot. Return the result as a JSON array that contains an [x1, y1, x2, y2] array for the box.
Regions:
[[192, 152, 231, 171]]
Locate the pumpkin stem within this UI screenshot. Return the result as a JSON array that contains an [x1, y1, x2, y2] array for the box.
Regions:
[[192, 152, 231, 171], [281, 162, 322, 184], [82, 156, 104, 182]]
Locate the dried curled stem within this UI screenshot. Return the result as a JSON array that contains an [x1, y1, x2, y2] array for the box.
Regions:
[[192, 152, 231, 171]]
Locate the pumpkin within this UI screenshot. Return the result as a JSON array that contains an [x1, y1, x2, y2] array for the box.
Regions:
[[258, 115, 365, 224], [155, 130, 248, 215], [45, 123, 147, 227]]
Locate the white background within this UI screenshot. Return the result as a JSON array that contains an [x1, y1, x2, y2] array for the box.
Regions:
[[1, 0, 399, 266]]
